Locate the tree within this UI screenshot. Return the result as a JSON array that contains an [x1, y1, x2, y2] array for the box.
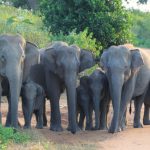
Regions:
[[39, 0, 132, 49]]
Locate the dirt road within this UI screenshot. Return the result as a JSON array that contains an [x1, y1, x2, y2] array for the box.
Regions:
[[1, 94, 150, 150]]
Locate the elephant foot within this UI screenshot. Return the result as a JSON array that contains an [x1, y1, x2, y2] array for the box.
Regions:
[[108, 125, 121, 133], [143, 120, 150, 125], [50, 124, 63, 132], [43, 122, 47, 127], [23, 125, 31, 129], [85, 124, 92, 131], [67, 124, 81, 133], [36, 124, 43, 129], [134, 122, 143, 128], [99, 126, 108, 131], [78, 124, 84, 130], [92, 125, 100, 130]]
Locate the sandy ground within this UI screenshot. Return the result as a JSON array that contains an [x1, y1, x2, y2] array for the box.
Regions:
[[1, 93, 150, 150]]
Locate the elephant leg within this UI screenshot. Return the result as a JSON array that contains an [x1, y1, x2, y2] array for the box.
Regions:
[[134, 95, 145, 128], [5, 96, 11, 127], [36, 109, 43, 129], [43, 99, 47, 126], [84, 105, 91, 130], [99, 100, 108, 130], [120, 109, 127, 130], [78, 110, 85, 130], [143, 104, 150, 125], [88, 105, 93, 130], [119, 76, 137, 131], [23, 106, 31, 129], [46, 72, 62, 132], [93, 98, 100, 130]]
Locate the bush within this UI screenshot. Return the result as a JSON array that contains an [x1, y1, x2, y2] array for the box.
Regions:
[[0, 125, 30, 150], [40, 0, 132, 50], [130, 10, 150, 48], [0, 4, 50, 48], [49, 29, 100, 55]]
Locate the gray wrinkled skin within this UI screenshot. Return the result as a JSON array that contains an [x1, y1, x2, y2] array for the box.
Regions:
[[30, 41, 96, 134], [101, 45, 150, 133]]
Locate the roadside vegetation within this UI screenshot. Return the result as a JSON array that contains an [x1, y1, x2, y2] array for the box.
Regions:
[[0, 0, 150, 149], [0, 125, 30, 150]]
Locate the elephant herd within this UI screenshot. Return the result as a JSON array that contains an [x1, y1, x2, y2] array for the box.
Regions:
[[0, 34, 150, 134]]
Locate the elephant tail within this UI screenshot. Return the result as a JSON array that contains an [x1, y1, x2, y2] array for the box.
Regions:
[[129, 101, 132, 114]]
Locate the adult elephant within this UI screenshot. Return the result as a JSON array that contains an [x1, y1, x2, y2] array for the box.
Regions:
[[0, 34, 26, 127], [3, 41, 40, 127], [30, 41, 96, 134], [100, 45, 150, 133]]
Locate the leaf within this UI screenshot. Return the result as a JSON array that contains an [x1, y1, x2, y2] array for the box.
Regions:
[[6, 16, 18, 25], [22, 19, 34, 25]]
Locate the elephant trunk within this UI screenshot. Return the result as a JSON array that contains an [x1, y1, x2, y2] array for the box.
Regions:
[[6, 64, 22, 128], [65, 73, 77, 134], [109, 72, 124, 133]]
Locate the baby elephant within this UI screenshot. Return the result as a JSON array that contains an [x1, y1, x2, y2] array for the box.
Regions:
[[77, 68, 110, 130], [88, 68, 110, 130], [22, 80, 46, 129], [76, 76, 92, 130]]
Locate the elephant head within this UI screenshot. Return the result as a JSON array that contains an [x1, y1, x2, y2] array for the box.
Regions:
[[40, 41, 96, 133], [100, 45, 144, 133], [0, 34, 26, 127]]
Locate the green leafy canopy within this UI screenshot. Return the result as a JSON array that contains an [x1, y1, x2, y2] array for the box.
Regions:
[[39, 0, 132, 50]]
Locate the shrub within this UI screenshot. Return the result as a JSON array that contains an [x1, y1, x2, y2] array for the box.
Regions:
[[0, 125, 30, 150], [0, 4, 50, 48], [49, 29, 100, 55]]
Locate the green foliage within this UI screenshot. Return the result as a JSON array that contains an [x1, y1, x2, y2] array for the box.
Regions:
[[50, 29, 99, 55], [130, 10, 150, 48], [0, 125, 30, 150], [0, 4, 50, 48], [39, 0, 132, 50]]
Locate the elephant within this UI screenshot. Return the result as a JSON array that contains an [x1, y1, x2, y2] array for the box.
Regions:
[[0, 34, 26, 128], [0, 40, 40, 127], [76, 75, 93, 130], [88, 68, 110, 130], [100, 45, 150, 133], [77, 68, 110, 131], [141, 83, 150, 125], [29, 41, 96, 133], [22, 80, 46, 129]]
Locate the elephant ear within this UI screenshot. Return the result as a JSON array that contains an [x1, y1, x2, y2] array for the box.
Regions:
[[79, 49, 95, 72], [131, 49, 144, 75], [23, 42, 39, 83], [41, 47, 57, 73], [100, 50, 108, 72]]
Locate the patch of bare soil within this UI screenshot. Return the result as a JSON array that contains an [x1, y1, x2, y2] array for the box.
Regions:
[[1, 93, 150, 150]]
